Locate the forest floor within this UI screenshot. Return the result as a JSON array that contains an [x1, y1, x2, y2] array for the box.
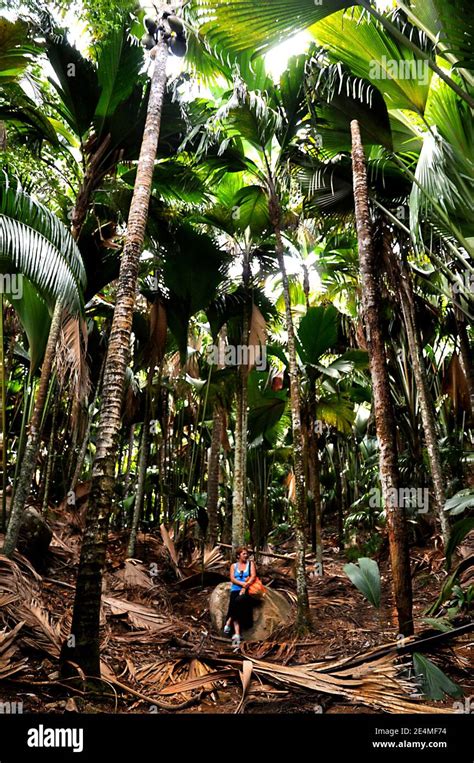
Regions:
[[0, 504, 472, 715]]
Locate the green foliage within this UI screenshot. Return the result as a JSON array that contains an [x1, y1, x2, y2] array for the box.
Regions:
[[190, 0, 353, 57], [158, 225, 230, 362], [412, 653, 462, 700], [343, 556, 381, 608], [444, 488, 474, 516], [247, 371, 288, 446], [445, 517, 474, 569], [0, 16, 37, 84], [296, 305, 339, 367], [0, 175, 85, 312]]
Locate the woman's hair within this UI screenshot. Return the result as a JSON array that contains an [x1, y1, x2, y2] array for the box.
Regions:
[[235, 546, 249, 559]]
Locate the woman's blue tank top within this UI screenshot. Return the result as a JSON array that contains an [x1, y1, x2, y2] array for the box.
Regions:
[[231, 561, 251, 591]]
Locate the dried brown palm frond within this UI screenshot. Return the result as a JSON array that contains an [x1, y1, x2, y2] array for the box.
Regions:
[[14, 597, 62, 657], [134, 658, 176, 686], [102, 596, 177, 633], [134, 657, 230, 705], [0, 554, 62, 658], [245, 654, 448, 713], [55, 311, 90, 410], [147, 299, 167, 368], [111, 630, 170, 645], [161, 528, 225, 579], [160, 524, 183, 579], [245, 304, 267, 370], [0, 622, 28, 680], [112, 559, 155, 592], [0, 553, 40, 602], [185, 545, 224, 574]]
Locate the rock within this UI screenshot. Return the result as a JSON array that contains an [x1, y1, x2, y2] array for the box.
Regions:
[[209, 582, 293, 641], [17, 507, 52, 572]]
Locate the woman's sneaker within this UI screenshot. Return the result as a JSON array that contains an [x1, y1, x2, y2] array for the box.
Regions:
[[223, 624, 231, 636], [232, 634, 241, 649]]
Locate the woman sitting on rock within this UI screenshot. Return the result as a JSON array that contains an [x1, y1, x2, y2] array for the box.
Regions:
[[224, 546, 257, 648]]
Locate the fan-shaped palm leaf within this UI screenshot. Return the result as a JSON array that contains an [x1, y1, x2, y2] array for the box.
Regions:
[[0, 176, 86, 313]]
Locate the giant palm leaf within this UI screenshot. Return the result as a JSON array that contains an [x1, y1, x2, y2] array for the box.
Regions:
[[93, 28, 145, 138], [189, 0, 473, 107], [0, 176, 86, 313], [312, 8, 433, 115], [306, 61, 393, 151], [46, 22, 147, 151], [409, 0, 474, 73], [188, 0, 354, 57], [153, 225, 231, 361], [46, 33, 100, 139]]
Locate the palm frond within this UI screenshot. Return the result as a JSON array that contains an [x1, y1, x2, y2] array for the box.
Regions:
[[188, 0, 354, 58], [0, 175, 86, 312]]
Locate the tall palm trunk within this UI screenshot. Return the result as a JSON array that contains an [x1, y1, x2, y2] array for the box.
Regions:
[[232, 263, 250, 549], [61, 37, 170, 678], [127, 403, 150, 558], [268, 192, 311, 634], [42, 391, 60, 515], [307, 381, 323, 568], [390, 250, 450, 545], [208, 329, 226, 547], [453, 305, 474, 420], [351, 120, 413, 636], [2, 300, 63, 556], [207, 404, 223, 547], [232, 345, 249, 548], [70, 356, 106, 494], [124, 423, 136, 500]]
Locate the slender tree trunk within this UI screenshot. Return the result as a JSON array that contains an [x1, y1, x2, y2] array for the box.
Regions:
[[392, 253, 450, 545], [232, 269, 250, 549], [351, 120, 413, 636], [70, 358, 106, 494], [303, 422, 315, 553], [207, 405, 223, 547], [453, 306, 474, 420], [333, 442, 345, 550], [71, 135, 112, 241], [269, 193, 311, 634], [222, 486, 233, 546], [2, 301, 63, 556], [308, 383, 323, 570], [232, 364, 248, 548], [309, 432, 323, 571], [42, 391, 60, 515], [127, 410, 150, 558], [124, 423, 136, 500], [61, 38, 170, 678]]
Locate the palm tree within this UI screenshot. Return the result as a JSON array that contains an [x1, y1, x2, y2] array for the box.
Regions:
[[351, 119, 413, 636], [61, 7, 173, 678]]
